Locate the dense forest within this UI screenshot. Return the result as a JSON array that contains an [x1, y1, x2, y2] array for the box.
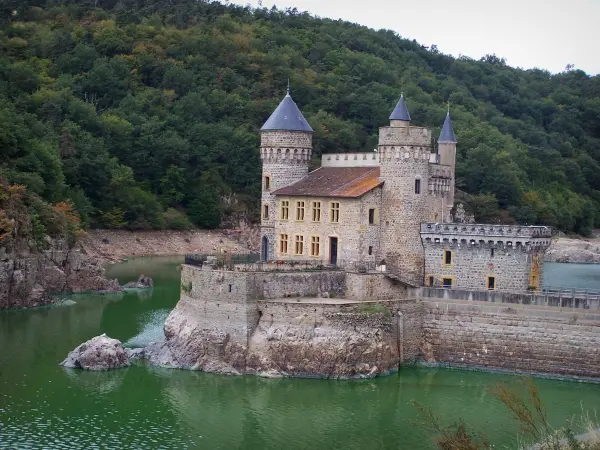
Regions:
[[1, 0, 599, 235]]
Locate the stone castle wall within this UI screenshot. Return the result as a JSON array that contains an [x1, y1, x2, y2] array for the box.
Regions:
[[272, 187, 382, 263], [173, 265, 600, 380], [422, 300, 600, 379], [260, 130, 312, 260], [423, 243, 544, 291], [378, 133, 432, 285]]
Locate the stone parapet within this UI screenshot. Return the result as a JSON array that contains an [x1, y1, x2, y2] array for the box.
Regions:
[[421, 222, 552, 248], [260, 147, 311, 163], [321, 152, 379, 167], [378, 125, 431, 146]]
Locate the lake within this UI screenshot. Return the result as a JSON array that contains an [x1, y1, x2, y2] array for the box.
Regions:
[[1, 259, 599, 449]]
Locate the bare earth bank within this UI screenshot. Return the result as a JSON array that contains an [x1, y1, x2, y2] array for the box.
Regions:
[[80, 227, 260, 264], [546, 237, 600, 264]]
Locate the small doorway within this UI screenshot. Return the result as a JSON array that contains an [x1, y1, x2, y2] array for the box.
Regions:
[[261, 236, 268, 261], [329, 237, 338, 265]]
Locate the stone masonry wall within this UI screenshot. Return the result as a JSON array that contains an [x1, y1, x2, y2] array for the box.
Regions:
[[272, 187, 382, 263], [422, 300, 600, 379], [247, 271, 346, 299], [260, 130, 312, 260], [181, 265, 257, 343], [378, 127, 433, 285], [345, 272, 408, 300], [423, 243, 544, 291]]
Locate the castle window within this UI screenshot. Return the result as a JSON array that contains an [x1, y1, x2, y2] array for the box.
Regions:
[[415, 178, 421, 194], [442, 277, 453, 288], [311, 201, 321, 222], [444, 250, 452, 265], [295, 201, 305, 221], [279, 234, 288, 254], [487, 276, 496, 290], [368, 208, 379, 225], [263, 204, 269, 219], [264, 175, 271, 191], [428, 276, 434, 287], [368, 246, 373, 256], [228, 284, 232, 292], [294, 235, 304, 255], [330, 202, 340, 223], [310, 236, 320, 257], [490, 248, 495, 257], [280, 200, 289, 221]]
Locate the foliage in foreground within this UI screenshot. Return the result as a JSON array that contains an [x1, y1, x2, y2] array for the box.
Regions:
[[1, 1, 600, 232], [413, 377, 600, 450]]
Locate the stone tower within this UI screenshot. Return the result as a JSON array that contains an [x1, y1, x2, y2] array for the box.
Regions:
[[438, 109, 457, 219], [259, 88, 313, 260], [379, 94, 434, 285]]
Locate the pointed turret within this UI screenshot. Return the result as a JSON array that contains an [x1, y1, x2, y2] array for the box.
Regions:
[[389, 93, 411, 127], [438, 111, 457, 143], [261, 89, 313, 132]]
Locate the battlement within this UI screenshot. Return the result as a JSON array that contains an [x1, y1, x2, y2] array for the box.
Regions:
[[378, 125, 432, 147], [420, 222, 552, 248], [321, 152, 379, 167], [377, 146, 431, 163], [260, 147, 311, 163]]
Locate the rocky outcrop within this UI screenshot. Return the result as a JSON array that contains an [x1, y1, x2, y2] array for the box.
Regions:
[[0, 238, 119, 310], [60, 334, 129, 370], [143, 298, 403, 379], [245, 309, 399, 378], [546, 238, 600, 263], [122, 274, 154, 289]]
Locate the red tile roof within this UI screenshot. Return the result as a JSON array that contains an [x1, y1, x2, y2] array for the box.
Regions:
[[272, 167, 382, 198]]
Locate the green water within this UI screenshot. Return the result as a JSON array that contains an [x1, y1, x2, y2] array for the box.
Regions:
[[1, 258, 599, 449]]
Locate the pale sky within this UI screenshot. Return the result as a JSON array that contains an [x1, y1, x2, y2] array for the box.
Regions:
[[236, 0, 600, 75]]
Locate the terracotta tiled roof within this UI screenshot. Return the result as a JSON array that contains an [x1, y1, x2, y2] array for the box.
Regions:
[[272, 167, 382, 198]]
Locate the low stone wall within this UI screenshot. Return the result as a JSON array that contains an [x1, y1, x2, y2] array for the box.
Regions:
[[422, 300, 600, 379], [248, 271, 346, 299]]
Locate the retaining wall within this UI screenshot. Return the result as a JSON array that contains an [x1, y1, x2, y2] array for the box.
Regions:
[[422, 300, 600, 379]]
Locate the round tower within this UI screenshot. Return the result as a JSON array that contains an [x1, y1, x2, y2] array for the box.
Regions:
[[379, 94, 433, 285], [438, 109, 457, 218], [259, 88, 313, 261]]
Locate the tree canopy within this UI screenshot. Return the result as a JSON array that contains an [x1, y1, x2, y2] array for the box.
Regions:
[[1, 0, 599, 234]]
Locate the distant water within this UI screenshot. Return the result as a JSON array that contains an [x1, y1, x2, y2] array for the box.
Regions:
[[544, 262, 600, 289], [1, 256, 600, 449]]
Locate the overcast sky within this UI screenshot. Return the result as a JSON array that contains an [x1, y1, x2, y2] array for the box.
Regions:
[[236, 0, 600, 75]]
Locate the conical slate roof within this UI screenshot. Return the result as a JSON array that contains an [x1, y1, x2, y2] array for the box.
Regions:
[[438, 112, 457, 143], [261, 91, 313, 132], [389, 94, 411, 121]]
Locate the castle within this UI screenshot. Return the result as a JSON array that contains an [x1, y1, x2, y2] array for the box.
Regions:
[[168, 91, 598, 381], [259, 89, 552, 292]]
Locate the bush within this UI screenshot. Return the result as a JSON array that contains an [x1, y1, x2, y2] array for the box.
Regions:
[[163, 208, 193, 230]]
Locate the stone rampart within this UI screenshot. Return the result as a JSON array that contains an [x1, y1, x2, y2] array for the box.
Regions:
[[422, 300, 600, 379]]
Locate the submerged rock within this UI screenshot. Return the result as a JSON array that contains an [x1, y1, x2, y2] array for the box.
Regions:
[[122, 275, 154, 289], [60, 334, 129, 370]]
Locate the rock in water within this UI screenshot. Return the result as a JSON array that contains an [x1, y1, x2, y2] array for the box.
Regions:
[[60, 334, 129, 370], [122, 274, 154, 289]]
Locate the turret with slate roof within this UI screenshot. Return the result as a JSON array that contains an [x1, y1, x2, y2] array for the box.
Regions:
[[389, 93, 411, 127], [437, 106, 458, 219], [259, 86, 313, 261]]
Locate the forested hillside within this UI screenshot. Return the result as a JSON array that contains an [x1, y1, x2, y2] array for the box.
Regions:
[[1, 0, 599, 234]]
